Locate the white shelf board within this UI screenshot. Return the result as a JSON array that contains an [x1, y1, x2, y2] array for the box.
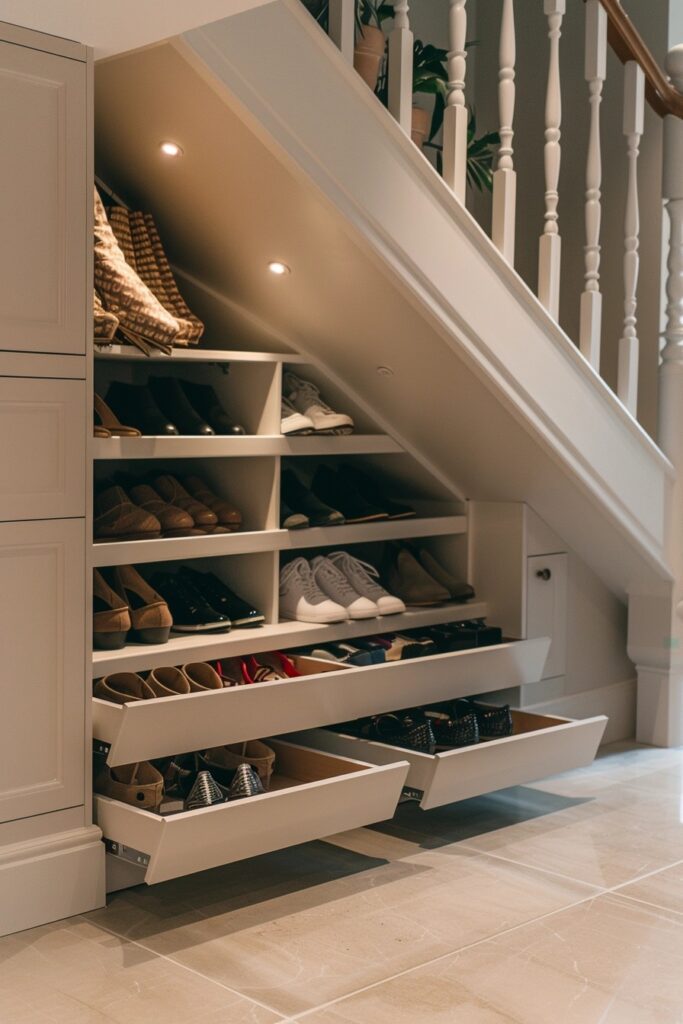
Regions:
[[91, 600, 489, 677], [92, 515, 466, 567], [94, 345, 306, 364], [93, 434, 403, 459]]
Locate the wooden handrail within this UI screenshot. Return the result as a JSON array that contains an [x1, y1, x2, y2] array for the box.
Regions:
[[598, 0, 683, 119]]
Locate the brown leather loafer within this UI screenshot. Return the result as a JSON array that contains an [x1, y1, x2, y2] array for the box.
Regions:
[[108, 564, 172, 644], [94, 672, 155, 703], [152, 474, 218, 530], [93, 569, 131, 650], [384, 546, 450, 606], [128, 483, 198, 537], [94, 485, 161, 542], [183, 475, 242, 531]]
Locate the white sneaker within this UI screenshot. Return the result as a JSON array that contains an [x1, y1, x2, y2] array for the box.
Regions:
[[328, 551, 406, 616], [281, 397, 314, 436], [283, 372, 354, 435], [311, 555, 378, 619], [279, 557, 347, 623]]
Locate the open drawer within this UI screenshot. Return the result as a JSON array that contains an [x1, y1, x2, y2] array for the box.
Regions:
[[93, 639, 551, 766], [95, 739, 409, 884], [291, 709, 608, 811]]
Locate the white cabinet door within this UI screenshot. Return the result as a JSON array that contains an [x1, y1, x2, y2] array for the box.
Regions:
[[0, 518, 85, 822], [0, 40, 87, 355], [526, 553, 567, 679], [0, 377, 86, 521]]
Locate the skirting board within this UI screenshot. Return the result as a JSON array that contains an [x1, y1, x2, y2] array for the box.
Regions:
[[0, 825, 105, 936], [523, 678, 636, 746]]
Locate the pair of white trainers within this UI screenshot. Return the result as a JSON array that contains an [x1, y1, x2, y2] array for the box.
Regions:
[[279, 552, 406, 623], [281, 372, 354, 436]]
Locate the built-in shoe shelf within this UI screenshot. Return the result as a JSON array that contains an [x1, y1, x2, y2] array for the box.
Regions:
[[93, 434, 402, 459], [91, 601, 489, 676], [92, 515, 467, 567], [95, 346, 308, 364], [93, 637, 548, 765], [295, 709, 607, 810], [96, 739, 408, 884]]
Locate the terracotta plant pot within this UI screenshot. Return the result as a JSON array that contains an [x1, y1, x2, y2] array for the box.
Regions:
[[353, 25, 386, 91], [411, 106, 431, 149]]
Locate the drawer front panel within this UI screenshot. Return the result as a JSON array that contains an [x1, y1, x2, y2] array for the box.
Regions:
[[295, 712, 607, 811], [96, 741, 409, 884], [93, 639, 551, 767], [0, 376, 86, 521], [0, 518, 85, 822]]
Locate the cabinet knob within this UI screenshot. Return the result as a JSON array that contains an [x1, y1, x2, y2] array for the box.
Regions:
[[536, 568, 552, 581]]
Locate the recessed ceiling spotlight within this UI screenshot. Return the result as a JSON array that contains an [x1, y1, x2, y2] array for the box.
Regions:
[[268, 261, 291, 276], [160, 141, 183, 157]]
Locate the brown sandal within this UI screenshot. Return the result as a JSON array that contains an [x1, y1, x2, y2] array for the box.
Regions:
[[94, 393, 141, 438]]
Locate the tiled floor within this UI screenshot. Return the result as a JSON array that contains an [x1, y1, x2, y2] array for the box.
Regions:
[[2, 742, 683, 1022]]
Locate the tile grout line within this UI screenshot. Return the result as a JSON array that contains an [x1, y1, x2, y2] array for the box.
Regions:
[[83, 916, 286, 1020], [454, 841, 609, 891], [282, 888, 605, 1022], [612, 890, 683, 917]]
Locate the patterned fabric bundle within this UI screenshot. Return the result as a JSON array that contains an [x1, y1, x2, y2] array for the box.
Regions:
[[93, 289, 118, 342]]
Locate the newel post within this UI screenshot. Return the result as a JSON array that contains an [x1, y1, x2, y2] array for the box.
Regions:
[[630, 45, 683, 747]]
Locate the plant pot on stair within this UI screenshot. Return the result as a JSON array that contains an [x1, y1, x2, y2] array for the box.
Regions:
[[354, 24, 386, 90], [411, 106, 431, 149]]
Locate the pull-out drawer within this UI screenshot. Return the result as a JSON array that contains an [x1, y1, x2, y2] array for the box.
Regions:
[[292, 710, 607, 810], [95, 740, 408, 884], [93, 639, 550, 766]]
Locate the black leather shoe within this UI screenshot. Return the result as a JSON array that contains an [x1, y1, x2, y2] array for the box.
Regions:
[[105, 381, 179, 436], [149, 571, 231, 633], [179, 380, 246, 435], [148, 376, 215, 436], [179, 567, 264, 627], [363, 711, 435, 753], [454, 698, 513, 738], [339, 463, 416, 520], [311, 465, 388, 523], [281, 469, 344, 527]]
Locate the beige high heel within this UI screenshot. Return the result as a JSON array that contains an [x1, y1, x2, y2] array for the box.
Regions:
[[94, 394, 141, 438]]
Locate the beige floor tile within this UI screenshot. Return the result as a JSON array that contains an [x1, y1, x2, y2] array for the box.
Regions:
[[0, 918, 278, 1024], [89, 844, 593, 1017], [618, 861, 683, 915], [300, 894, 683, 1024]]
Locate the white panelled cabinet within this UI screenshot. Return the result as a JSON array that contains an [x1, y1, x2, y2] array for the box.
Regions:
[[0, 23, 103, 937], [0, 36, 87, 355]]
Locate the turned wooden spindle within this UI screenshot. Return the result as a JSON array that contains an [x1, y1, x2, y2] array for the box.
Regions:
[[492, 0, 516, 263], [388, 0, 413, 134], [443, 0, 468, 202], [538, 0, 565, 320], [617, 60, 645, 417], [328, 0, 354, 62]]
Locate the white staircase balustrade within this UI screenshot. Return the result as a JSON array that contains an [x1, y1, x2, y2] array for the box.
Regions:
[[579, 0, 606, 371], [617, 61, 645, 417], [492, 0, 516, 264], [388, 0, 413, 134], [328, 0, 354, 62], [538, 0, 564, 320], [443, 0, 468, 202]]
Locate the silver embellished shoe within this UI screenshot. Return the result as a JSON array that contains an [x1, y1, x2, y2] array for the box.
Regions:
[[184, 769, 227, 810], [228, 763, 265, 799]]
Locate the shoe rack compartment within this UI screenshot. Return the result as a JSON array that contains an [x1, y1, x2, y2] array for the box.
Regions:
[[293, 709, 608, 811], [95, 739, 409, 884], [93, 638, 549, 766], [92, 434, 404, 459]]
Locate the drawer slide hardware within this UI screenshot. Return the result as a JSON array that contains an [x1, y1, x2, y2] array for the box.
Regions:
[[104, 838, 150, 868], [400, 785, 424, 802], [93, 739, 111, 757]]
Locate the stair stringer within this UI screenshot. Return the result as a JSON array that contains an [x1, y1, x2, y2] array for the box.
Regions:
[[178, 1, 673, 599]]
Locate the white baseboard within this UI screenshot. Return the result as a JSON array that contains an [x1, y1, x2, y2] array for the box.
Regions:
[[523, 677, 636, 745], [0, 825, 105, 936]]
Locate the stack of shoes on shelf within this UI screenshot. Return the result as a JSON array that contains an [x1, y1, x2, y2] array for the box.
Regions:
[[93, 566, 172, 649], [297, 617, 501, 664], [281, 468, 345, 530], [336, 464, 417, 520], [95, 739, 275, 814], [93, 475, 241, 541], [150, 566, 264, 633], [383, 542, 475, 606], [336, 698, 514, 755], [101, 380, 245, 437], [279, 553, 405, 623], [94, 193, 205, 353], [282, 372, 354, 435], [279, 465, 417, 530]]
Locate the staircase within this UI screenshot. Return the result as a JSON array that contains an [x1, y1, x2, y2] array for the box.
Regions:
[[93, 0, 683, 744]]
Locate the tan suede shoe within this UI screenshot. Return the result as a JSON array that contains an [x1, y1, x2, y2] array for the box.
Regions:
[[183, 475, 242, 532], [109, 565, 172, 644], [128, 483, 198, 537], [200, 740, 275, 790], [94, 672, 155, 703], [182, 662, 224, 692], [94, 485, 161, 541], [152, 474, 218, 530], [95, 761, 164, 810], [93, 569, 131, 650], [384, 547, 450, 606], [146, 666, 191, 698]]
